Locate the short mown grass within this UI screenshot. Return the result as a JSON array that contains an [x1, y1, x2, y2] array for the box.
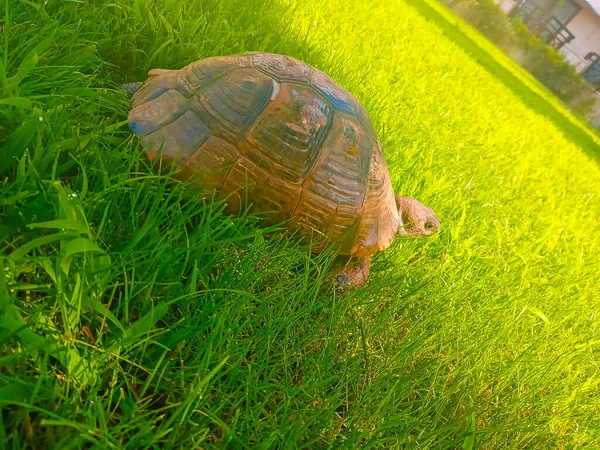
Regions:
[[1, 0, 600, 448]]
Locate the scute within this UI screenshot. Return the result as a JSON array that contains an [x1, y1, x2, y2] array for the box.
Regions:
[[292, 188, 338, 250], [179, 136, 238, 191], [356, 103, 378, 140], [189, 68, 274, 142], [129, 89, 188, 137], [250, 176, 302, 226], [309, 68, 358, 116], [141, 110, 211, 163], [352, 142, 398, 257], [179, 54, 253, 96], [303, 113, 371, 207], [219, 156, 270, 215], [131, 70, 179, 109], [252, 53, 311, 84], [237, 82, 333, 183]]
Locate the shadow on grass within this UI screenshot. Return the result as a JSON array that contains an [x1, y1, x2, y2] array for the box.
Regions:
[[404, 0, 600, 163], [99, 0, 324, 86]]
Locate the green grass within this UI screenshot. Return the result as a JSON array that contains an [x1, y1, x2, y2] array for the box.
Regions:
[[1, 0, 600, 448]]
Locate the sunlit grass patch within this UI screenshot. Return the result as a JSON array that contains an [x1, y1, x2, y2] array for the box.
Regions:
[[1, 0, 600, 448]]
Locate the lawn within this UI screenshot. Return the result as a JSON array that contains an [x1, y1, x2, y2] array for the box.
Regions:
[[1, 0, 600, 448]]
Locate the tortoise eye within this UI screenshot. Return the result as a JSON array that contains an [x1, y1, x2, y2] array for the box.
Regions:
[[424, 222, 435, 230], [337, 275, 346, 283]]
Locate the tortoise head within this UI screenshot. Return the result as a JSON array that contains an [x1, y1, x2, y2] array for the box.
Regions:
[[395, 195, 440, 237]]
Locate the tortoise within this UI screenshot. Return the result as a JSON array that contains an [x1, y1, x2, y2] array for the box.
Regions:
[[124, 52, 440, 290]]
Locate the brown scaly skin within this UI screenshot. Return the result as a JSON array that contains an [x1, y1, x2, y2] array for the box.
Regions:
[[334, 195, 440, 292]]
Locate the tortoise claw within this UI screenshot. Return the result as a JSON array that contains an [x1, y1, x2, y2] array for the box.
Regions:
[[333, 257, 371, 293]]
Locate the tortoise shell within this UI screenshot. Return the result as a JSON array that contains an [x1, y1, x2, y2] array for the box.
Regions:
[[127, 52, 399, 258]]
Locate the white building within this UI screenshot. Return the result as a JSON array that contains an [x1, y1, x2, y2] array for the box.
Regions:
[[497, 0, 600, 88]]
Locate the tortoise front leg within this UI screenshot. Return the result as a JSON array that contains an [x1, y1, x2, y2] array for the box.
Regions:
[[334, 257, 371, 292]]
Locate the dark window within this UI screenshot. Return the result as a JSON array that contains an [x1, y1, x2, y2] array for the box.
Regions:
[[510, 0, 580, 49], [584, 53, 600, 88], [585, 53, 599, 63]]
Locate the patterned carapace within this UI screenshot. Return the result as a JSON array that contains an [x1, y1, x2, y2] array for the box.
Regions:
[[127, 52, 399, 257]]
